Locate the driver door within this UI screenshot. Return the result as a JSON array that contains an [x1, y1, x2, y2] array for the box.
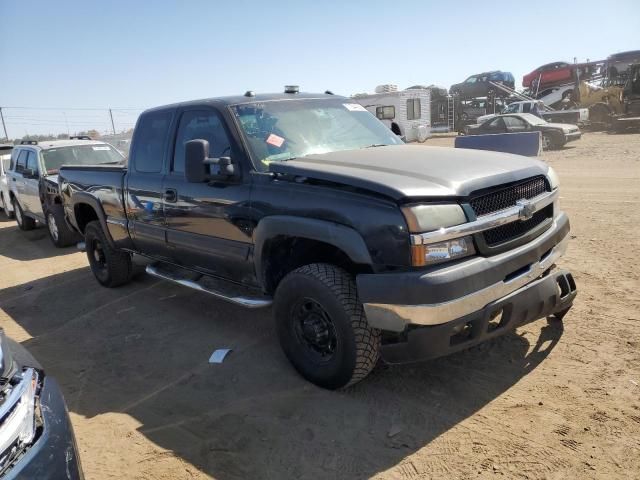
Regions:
[[503, 116, 529, 133], [483, 117, 507, 134], [23, 150, 43, 217], [162, 107, 254, 282]]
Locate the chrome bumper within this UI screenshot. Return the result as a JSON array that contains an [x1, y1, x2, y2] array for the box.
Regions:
[[364, 232, 568, 328]]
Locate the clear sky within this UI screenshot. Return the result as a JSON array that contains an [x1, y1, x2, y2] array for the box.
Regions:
[[1, 0, 638, 136]]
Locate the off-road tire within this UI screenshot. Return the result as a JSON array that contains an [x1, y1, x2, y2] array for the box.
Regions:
[[274, 263, 381, 389], [46, 205, 79, 248], [542, 134, 555, 150], [1, 194, 14, 219], [84, 220, 132, 287], [12, 197, 35, 230]]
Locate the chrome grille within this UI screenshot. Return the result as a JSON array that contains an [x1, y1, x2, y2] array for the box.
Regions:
[[483, 205, 553, 246], [470, 176, 553, 250], [470, 176, 548, 216]]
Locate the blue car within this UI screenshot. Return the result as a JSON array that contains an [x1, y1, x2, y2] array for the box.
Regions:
[[449, 71, 516, 99], [0, 329, 83, 479]]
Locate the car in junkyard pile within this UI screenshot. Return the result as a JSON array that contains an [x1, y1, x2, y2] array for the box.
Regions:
[[465, 113, 582, 150], [449, 71, 515, 98], [522, 62, 575, 90], [0, 329, 83, 479]]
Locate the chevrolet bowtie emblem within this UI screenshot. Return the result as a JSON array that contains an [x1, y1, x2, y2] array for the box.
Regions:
[[516, 199, 536, 221]]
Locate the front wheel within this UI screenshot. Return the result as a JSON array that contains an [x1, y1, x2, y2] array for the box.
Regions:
[[84, 220, 132, 287], [274, 263, 381, 389], [542, 134, 554, 150]]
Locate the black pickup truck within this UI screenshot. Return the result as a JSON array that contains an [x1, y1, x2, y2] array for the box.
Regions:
[[59, 90, 577, 389]]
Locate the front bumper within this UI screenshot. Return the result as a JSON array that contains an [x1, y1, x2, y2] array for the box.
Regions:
[[357, 211, 577, 363], [358, 211, 570, 331], [564, 132, 582, 143], [3, 344, 83, 480], [381, 268, 576, 364]]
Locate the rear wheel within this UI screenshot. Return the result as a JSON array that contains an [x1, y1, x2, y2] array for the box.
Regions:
[[274, 263, 381, 389], [46, 206, 79, 247], [1, 194, 14, 219], [12, 198, 35, 230], [84, 220, 132, 287]]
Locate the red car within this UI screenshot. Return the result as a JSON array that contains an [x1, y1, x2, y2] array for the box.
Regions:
[[523, 62, 575, 89]]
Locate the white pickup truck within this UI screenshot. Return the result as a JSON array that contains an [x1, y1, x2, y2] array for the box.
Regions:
[[477, 100, 589, 126]]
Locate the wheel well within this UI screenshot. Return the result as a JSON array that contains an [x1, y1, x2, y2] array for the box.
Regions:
[[261, 236, 372, 295], [74, 203, 99, 233]]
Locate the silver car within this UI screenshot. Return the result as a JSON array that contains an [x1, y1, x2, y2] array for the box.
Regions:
[[0, 144, 14, 218]]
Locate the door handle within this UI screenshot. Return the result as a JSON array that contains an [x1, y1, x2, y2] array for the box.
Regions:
[[163, 188, 177, 203]]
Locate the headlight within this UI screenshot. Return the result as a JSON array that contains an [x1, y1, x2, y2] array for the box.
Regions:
[[411, 236, 476, 266], [0, 368, 39, 455], [547, 166, 560, 190], [401, 204, 467, 233]]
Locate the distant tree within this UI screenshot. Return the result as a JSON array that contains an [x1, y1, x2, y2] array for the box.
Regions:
[[87, 129, 101, 139], [57, 133, 68, 139]]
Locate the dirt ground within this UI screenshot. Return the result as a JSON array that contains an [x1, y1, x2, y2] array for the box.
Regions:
[[0, 132, 639, 480]]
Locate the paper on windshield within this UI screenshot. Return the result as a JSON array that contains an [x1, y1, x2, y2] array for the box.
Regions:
[[343, 103, 367, 112]]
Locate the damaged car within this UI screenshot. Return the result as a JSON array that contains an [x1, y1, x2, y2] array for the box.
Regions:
[[0, 329, 83, 479]]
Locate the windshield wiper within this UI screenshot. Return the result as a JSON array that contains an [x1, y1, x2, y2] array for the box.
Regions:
[[364, 143, 388, 148]]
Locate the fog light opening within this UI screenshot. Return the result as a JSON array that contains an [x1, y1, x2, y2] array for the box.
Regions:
[[487, 308, 505, 332], [450, 322, 473, 346], [557, 275, 571, 299]]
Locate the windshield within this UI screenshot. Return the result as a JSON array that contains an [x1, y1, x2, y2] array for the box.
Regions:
[[42, 144, 124, 174], [231, 98, 403, 170], [504, 103, 520, 114]]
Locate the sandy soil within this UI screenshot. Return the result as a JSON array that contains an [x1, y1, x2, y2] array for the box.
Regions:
[[0, 132, 639, 480]]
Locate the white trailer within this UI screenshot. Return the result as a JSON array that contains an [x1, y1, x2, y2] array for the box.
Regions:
[[352, 86, 431, 142]]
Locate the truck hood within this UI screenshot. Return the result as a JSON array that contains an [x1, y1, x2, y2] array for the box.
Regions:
[[268, 145, 549, 201]]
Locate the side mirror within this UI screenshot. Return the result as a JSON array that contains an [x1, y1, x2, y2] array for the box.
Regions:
[[23, 168, 37, 179], [185, 139, 236, 183], [185, 139, 209, 183]]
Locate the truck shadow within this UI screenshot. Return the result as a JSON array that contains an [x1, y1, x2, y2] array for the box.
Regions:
[[0, 268, 563, 480], [0, 223, 80, 261]]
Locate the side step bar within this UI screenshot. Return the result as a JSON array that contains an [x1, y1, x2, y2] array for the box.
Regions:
[[145, 265, 272, 309]]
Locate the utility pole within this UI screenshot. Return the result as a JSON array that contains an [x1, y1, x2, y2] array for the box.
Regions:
[[0, 107, 8, 142], [108, 109, 116, 135]]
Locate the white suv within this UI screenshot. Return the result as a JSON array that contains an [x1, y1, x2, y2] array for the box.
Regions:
[[0, 144, 14, 218], [7, 138, 125, 247]]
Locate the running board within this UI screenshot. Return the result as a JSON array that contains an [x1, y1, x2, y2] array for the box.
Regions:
[[145, 264, 272, 308]]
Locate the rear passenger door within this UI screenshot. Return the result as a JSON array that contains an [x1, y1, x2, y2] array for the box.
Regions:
[[125, 109, 174, 258], [10, 150, 29, 207]]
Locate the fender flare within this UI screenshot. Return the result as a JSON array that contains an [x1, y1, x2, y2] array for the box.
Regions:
[[70, 192, 115, 246], [253, 216, 373, 285]]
